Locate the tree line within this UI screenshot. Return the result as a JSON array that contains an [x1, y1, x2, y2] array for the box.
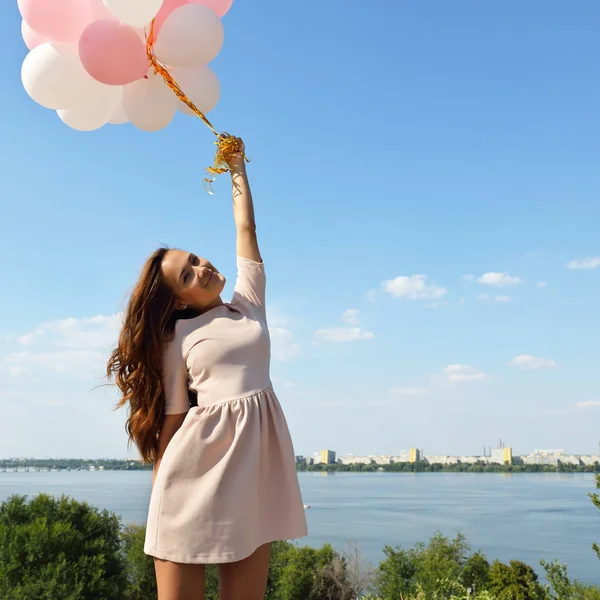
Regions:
[[297, 460, 600, 474]]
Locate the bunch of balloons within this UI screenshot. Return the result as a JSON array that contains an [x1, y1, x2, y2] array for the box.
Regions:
[[19, 0, 232, 131]]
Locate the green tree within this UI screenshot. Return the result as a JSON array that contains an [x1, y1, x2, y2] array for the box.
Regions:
[[374, 533, 472, 598], [0, 493, 127, 600], [461, 551, 491, 593], [374, 544, 418, 598], [590, 474, 600, 561], [543, 559, 600, 600], [266, 542, 358, 600], [414, 533, 470, 596], [121, 524, 156, 600], [488, 560, 545, 600]]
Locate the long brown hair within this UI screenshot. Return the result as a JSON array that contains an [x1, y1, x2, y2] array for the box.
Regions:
[[107, 247, 192, 464]]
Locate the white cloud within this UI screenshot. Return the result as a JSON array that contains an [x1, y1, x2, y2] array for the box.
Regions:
[[271, 376, 297, 389], [536, 282, 547, 288], [341, 309, 361, 325], [477, 294, 511, 303], [424, 301, 450, 309], [2, 314, 122, 380], [476, 272, 523, 287], [314, 328, 374, 343], [308, 400, 353, 409], [509, 355, 557, 371], [390, 387, 427, 397], [575, 400, 600, 410], [442, 364, 488, 383], [269, 328, 300, 361], [463, 274, 475, 281], [8, 365, 29, 377], [567, 257, 600, 270], [18, 314, 122, 350], [382, 275, 446, 300], [5, 350, 106, 378], [366, 289, 377, 303]]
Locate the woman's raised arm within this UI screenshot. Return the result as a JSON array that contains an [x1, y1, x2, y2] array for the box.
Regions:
[[228, 140, 262, 263]]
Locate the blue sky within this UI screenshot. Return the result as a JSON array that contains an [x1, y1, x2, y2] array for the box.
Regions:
[[1, 1, 599, 459]]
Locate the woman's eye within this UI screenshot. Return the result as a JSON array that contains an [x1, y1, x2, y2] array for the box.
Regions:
[[184, 273, 190, 284]]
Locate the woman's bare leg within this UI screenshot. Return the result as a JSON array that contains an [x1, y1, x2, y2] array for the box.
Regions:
[[154, 558, 206, 600], [217, 543, 271, 600]]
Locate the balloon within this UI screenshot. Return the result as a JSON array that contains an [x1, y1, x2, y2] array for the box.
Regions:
[[79, 20, 148, 85], [21, 19, 47, 50], [103, 0, 164, 28], [152, 0, 233, 35], [123, 71, 177, 131], [193, 0, 233, 19], [21, 43, 98, 110], [18, 0, 93, 43], [89, 0, 115, 20], [170, 66, 220, 116], [109, 90, 129, 125], [155, 3, 223, 67], [58, 83, 122, 131], [152, 0, 187, 37]]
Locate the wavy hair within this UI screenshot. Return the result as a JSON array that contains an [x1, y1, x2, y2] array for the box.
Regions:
[[107, 247, 195, 464]]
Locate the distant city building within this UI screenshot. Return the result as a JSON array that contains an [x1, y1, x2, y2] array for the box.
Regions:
[[313, 450, 336, 465], [491, 447, 513, 465], [521, 449, 600, 466], [409, 448, 421, 463], [318, 447, 599, 468], [295, 455, 307, 466]]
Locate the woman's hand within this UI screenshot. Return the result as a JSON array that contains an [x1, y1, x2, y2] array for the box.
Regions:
[[221, 135, 246, 175]]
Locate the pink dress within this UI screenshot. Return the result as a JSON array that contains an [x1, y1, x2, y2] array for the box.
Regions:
[[144, 256, 307, 564]]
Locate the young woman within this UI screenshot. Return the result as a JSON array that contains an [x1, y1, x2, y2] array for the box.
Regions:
[[107, 142, 307, 600]]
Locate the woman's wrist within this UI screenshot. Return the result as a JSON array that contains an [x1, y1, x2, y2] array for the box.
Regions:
[[229, 158, 247, 177]]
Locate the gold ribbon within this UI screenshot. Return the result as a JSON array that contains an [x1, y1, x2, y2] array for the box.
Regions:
[[146, 19, 248, 192]]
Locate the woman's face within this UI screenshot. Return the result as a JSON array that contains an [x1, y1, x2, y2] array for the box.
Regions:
[[161, 250, 226, 312]]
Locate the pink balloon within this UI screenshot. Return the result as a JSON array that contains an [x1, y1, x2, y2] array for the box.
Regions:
[[193, 0, 233, 19], [18, 0, 94, 43], [21, 19, 47, 50], [151, 0, 231, 39], [89, 0, 115, 21], [152, 0, 188, 38], [79, 20, 148, 86]]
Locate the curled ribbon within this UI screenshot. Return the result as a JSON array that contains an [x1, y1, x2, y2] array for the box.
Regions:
[[146, 20, 248, 193]]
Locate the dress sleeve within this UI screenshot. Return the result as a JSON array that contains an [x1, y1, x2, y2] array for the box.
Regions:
[[161, 338, 190, 415], [231, 255, 266, 316]]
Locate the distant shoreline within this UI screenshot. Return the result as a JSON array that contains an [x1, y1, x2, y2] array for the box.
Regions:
[[1, 458, 598, 474], [296, 461, 600, 474]]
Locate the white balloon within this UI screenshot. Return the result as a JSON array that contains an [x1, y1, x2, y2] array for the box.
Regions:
[[123, 70, 177, 131], [109, 89, 129, 125], [155, 4, 224, 68], [169, 66, 220, 117], [58, 83, 121, 131], [103, 0, 164, 28], [21, 43, 97, 110]]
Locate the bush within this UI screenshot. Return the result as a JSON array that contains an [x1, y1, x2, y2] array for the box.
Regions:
[[542, 559, 600, 600], [0, 493, 127, 600], [374, 532, 476, 598], [488, 560, 545, 600], [121, 524, 157, 600], [122, 523, 219, 600]]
